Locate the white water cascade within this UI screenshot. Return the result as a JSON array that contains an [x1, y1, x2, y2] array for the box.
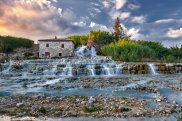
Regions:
[[2, 60, 14, 74], [75, 45, 97, 58], [0, 46, 180, 78], [91, 46, 96, 57], [61, 65, 73, 76], [87, 65, 95, 76], [148, 64, 157, 75], [115, 64, 123, 74], [103, 65, 113, 76]]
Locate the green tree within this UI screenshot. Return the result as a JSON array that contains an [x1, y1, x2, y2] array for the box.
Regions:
[[67, 35, 88, 47], [89, 30, 113, 45], [68, 30, 114, 48]]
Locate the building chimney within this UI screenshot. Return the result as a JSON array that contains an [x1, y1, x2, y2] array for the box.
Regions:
[[55, 36, 57, 39]]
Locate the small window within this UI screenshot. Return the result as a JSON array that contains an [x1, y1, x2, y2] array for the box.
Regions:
[[59, 53, 62, 57], [46, 44, 49, 47], [61, 44, 64, 48]]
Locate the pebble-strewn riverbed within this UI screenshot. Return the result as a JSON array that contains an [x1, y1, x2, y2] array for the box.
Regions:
[[0, 95, 181, 118], [0, 74, 182, 120]]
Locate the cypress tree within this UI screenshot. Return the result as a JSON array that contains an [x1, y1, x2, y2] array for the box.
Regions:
[[113, 17, 129, 40]]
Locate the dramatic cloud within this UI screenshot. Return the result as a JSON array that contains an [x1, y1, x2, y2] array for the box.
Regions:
[[116, 0, 127, 10], [0, 0, 182, 47], [167, 28, 182, 38], [0, 0, 83, 41]]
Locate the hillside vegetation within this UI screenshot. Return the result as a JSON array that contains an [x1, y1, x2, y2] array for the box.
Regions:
[[0, 36, 34, 53], [68, 30, 182, 62]]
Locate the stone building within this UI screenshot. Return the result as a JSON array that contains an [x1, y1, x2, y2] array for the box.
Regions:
[[38, 38, 74, 58]]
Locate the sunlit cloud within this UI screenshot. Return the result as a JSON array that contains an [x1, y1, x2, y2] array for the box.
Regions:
[[0, 0, 87, 42], [0, 0, 181, 46], [167, 28, 182, 38], [116, 0, 127, 10]]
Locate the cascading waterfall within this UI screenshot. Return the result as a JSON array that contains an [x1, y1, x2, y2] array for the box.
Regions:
[[148, 64, 157, 75], [103, 64, 114, 76], [68, 66, 73, 76], [75, 46, 87, 58], [91, 46, 97, 58], [75, 45, 97, 58], [87, 65, 95, 76], [0, 46, 181, 77], [115, 64, 123, 74], [2, 60, 14, 73], [52, 63, 58, 73], [61, 65, 73, 76], [0, 59, 181, 77]]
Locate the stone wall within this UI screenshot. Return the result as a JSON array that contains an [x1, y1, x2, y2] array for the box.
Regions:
[[39, 41, 74, 58]]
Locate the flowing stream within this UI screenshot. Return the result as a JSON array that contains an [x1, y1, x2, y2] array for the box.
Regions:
[[0, 46, 182, 105]]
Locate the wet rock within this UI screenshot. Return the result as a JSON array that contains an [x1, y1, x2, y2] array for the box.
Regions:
[[82, 84, 92, 88], [57, 64, 66, 68], [12, 64, 23, 70], [22, 83, 27, 88], [53, 85, 63, 89], [134, 86, 158, 93], [89, 96, 96, 103]]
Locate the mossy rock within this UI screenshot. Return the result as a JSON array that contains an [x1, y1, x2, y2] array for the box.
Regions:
[[83, 104, 103, 113], [0, 109, 9, 114], [10, 108, 30, 116], [38, 107, 47, 114]]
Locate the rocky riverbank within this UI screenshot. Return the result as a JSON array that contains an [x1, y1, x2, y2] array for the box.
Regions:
[[0, 95, 181, 118]]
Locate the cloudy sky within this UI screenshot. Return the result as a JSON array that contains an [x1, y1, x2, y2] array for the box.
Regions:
[[0, 0, 182, 47]]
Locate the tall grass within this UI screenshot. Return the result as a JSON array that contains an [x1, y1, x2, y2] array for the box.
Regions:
[[101, 39, 156, 61]]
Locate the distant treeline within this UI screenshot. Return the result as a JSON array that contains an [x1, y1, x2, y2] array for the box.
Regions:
[[68, 30, 182, 62], [0, 36, 34, 53]]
